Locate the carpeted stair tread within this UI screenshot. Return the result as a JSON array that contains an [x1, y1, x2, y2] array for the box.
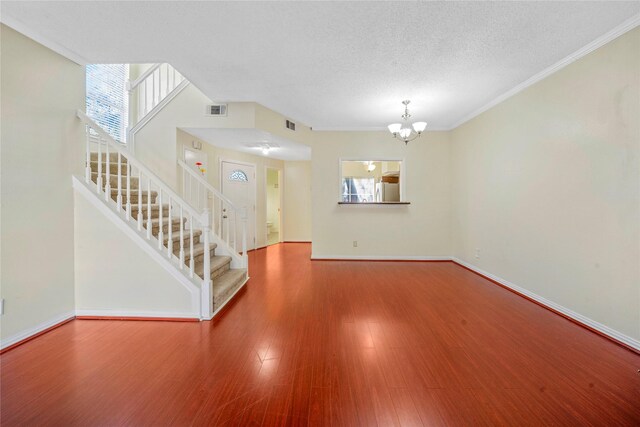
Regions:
[[110, 189, 158, 197], [194, 255, 232, 280], [164, 229, 202, 245], [90, 152, 127, 163], [176, 242, 217, 262], [131, 204, 170, 219], [213, 269, 247, 309]]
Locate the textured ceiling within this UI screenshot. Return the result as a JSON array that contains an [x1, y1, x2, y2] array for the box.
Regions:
[[2, 1, 638, 130]]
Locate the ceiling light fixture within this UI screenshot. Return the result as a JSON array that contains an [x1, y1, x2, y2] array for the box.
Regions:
[[387, 100, 427, 144]]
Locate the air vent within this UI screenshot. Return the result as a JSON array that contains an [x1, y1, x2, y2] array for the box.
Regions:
[[285, 119, 296, 131], [205, 104, 227, 116]]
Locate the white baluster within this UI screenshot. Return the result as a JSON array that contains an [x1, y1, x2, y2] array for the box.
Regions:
[[218, 199, 222, 238], [139, 82, 145, 119], [85, 125, 91, 183], [104, 139, 111, 201], [157, 188, 163, 249], [189, 213, 194, 278], [96, 135, 103, 194], [116, 153, 123, 211], [146, 178, 152, 240], [137, 169, 142, 230], [234, 211, 238, 252], [202, 209, 212, 318], [228, 208, 231, 245], [167, 197, 173, 257], [242, 208, 248, 271], [179, 205, 185, 270], [126, 163, 131, 220]]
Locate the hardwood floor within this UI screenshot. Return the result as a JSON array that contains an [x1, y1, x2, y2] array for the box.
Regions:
[[2, 243, 639, 425]]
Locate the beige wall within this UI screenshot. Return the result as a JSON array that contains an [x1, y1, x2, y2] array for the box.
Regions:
[[284, 161, 312, 242], [74, 193, 198, 317], [310, 131, 451, 258], [134, 84, 256, 190], [451, 28, 640, 341], [0, 25, 84, 342], [176, 129, 285, 249]]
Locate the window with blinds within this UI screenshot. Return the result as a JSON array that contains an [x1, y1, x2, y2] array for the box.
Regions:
[[86, 64, 129, 143]]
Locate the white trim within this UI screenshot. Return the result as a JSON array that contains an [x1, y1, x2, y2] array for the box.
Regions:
[[129, 80, 190, 152], [0, 311, 75, 350], [265, 166, 283, 246], [311, 126, 450, 132], [204, 276, 250, 320], [311, 255, 451, 261], [72, 176, 202, 316], [75, 309, 198, 319], [452, 257, 640, 352], [449, 13, 640, 130], [0, 15, 88, 65]]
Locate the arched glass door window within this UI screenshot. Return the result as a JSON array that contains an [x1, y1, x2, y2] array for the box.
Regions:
[[228, 170, 248, 182]]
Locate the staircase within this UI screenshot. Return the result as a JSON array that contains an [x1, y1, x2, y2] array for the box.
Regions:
[[77, 109, 249, 320]]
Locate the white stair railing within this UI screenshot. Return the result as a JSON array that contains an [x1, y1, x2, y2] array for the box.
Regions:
[[126, 63, 190, 150], [78, 110, 213, 319], [178, 160, 248, 272]]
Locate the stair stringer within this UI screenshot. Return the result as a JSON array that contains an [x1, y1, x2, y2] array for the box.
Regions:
[[72, 175, 202, 319]]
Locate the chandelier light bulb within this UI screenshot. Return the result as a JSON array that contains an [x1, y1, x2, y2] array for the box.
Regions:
[[387, 100, 428, 144], [388, 123, 402, 134], [412, 121, 427, 133]]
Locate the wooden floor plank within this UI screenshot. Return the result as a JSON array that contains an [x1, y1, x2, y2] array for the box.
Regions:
[[1, 243, 639, 425]]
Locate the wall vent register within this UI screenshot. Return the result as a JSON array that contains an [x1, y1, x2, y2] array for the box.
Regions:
[[205, 104, 228, 116], [285, 120, 296, 131]]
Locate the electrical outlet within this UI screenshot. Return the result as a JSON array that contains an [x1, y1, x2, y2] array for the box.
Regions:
[[475, 248, 480, 259], [353, 241, 358, 248]]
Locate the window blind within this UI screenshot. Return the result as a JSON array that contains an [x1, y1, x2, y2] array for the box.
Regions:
[[86, 64, 129, 143]]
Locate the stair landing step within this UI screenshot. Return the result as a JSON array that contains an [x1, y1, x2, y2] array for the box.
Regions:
[[214, 269, 247, 301]]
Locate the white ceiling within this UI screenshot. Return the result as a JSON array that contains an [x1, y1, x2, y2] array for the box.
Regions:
[[182, 128, 312, 161], [2, 1, 638, 130]]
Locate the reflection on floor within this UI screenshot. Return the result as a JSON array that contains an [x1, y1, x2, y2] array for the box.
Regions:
[[267, 231, 279, 246], [2, 244, 639, 425]]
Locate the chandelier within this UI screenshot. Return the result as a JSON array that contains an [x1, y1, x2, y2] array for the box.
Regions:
[[387, 100, 427, 144]]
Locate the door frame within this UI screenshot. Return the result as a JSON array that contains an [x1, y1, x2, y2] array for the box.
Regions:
[[219, 157, 258, 250], [264, 166, 284, 245]]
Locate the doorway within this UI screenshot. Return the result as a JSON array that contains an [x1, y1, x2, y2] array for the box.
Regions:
[[265, 168, 282, 246], [220, 159, 256, 251]]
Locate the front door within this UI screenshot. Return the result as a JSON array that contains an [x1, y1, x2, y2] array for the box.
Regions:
[[221, 160, 256, 251]]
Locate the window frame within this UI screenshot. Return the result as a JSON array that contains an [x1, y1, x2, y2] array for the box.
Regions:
[[85, 63, 130, 144]]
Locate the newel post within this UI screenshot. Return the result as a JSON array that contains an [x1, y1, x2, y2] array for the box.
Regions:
[[201, 209, 213, 319]]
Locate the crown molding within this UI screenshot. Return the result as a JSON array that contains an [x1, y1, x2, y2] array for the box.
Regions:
[[448, 13, 640, 131], [0, 13, 88, 65]]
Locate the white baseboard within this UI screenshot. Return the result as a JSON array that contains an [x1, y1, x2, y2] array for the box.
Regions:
[[311, 254, 451, 261], [452, 257, 640, 352], [1, 310, 76, 350], [75, 309, 198, 319]]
